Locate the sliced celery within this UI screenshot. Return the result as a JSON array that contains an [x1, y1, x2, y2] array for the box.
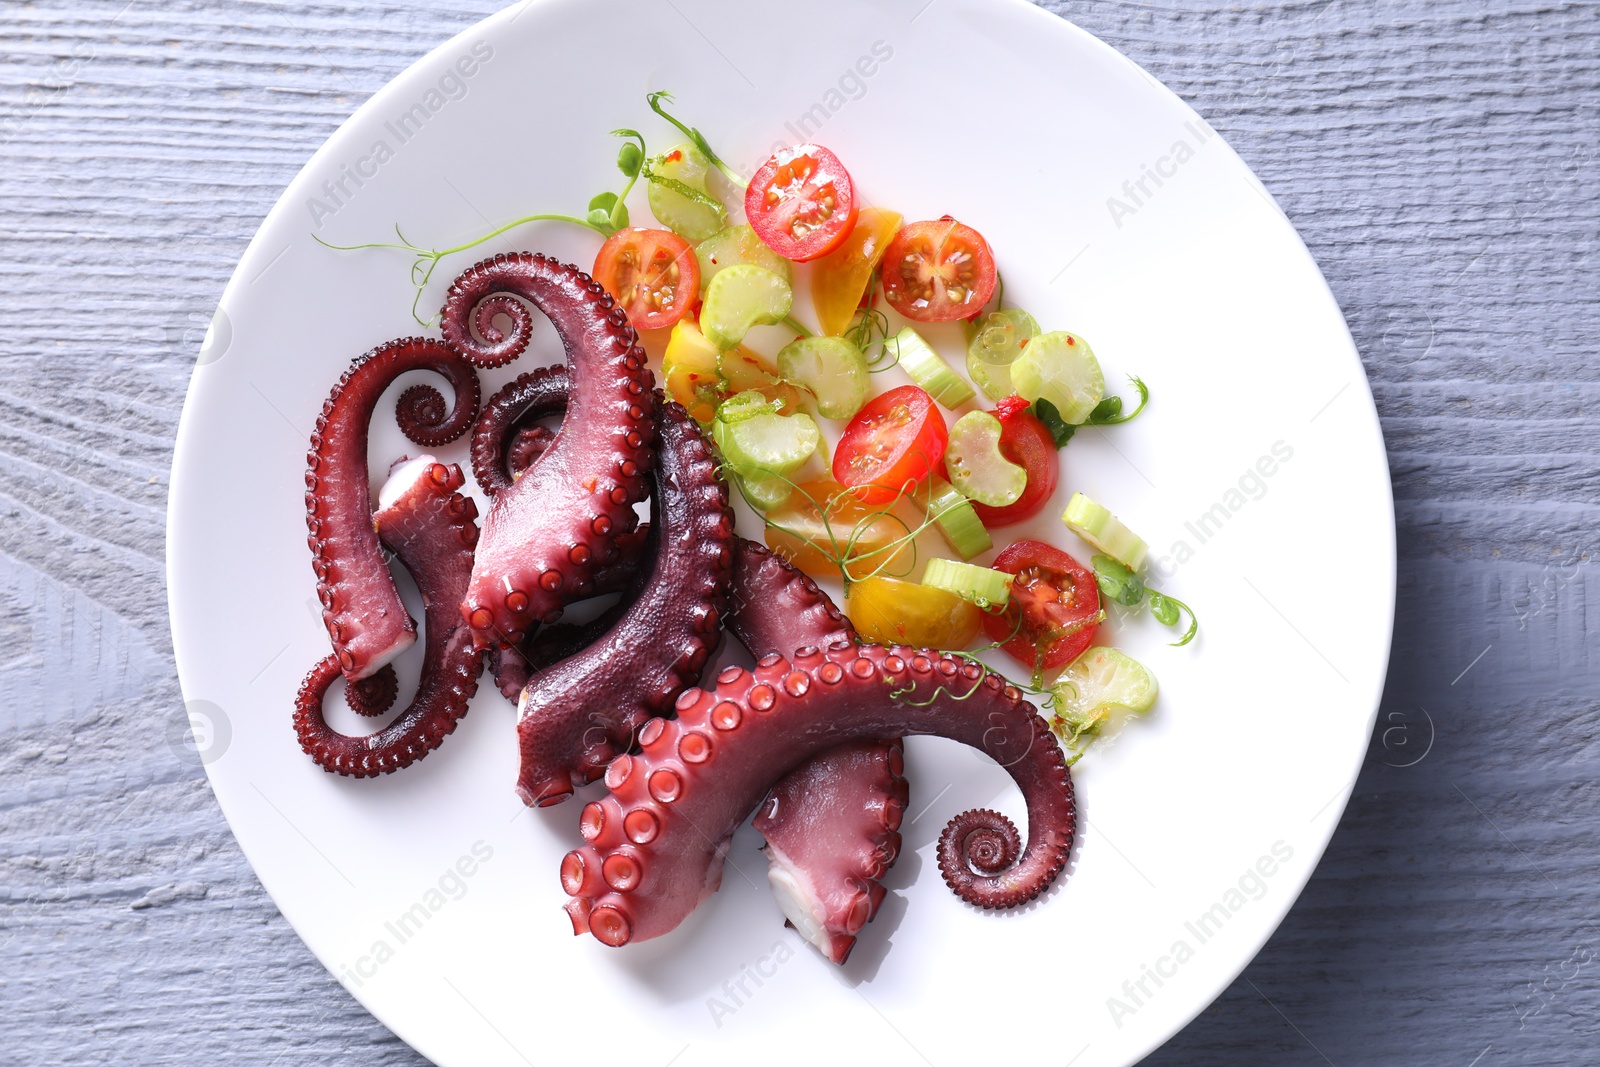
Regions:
[[1062, 492, 1148, 571], [922, 478, 992, 560], [776, 336, 870, 420], [695, 225, 793, 291], [730, 466, 794, 511], [1010, 331, 1105, 425], [966, 308, 1041, 401], [944, 411, 1027, 507], [923, 557, 1011, 610], [646, 143, 727, 241], [717, 409, 820, 475], [1050, 646, 1158, 760], [889, 327, 975, 408], [701, 265, 793, 351]]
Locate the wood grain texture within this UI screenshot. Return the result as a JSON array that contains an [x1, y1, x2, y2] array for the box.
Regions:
[[0, 1, 1594, 1064]]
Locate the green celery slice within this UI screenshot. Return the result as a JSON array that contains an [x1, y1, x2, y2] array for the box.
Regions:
[[922, 478, 992, 560], [701, 265, 793, 351], [1062, 492, 1149, 571], [889, 327, 975, 408], [944, 411, 1027, 507], [646, 143, 727, 241], [695, 224, 793, 291], [923, 557, 1011, 609], [1010, 330, 1105, 424], [776, 336, 870, 420], [966, 308, 1042, 401]]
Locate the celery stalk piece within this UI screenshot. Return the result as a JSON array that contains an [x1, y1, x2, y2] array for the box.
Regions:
[[944, 411, 1027, 506], [922, 557, 1011, 609], [1010, 331, 1105, 424], [701, 265, 793, 351], [889, 327, 975, 408], [1062, 492, 1148, 571]]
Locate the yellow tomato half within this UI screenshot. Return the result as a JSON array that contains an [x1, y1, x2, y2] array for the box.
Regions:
[[845, 575, 983, 650], [661, 318, 722, 423], [764, 478, 913, 583], [811, 208, 904, 337]]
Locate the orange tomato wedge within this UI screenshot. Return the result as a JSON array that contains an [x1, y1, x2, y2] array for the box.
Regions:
[[811, 208, 903, 337], [763, 478, 914, 583], [845, 575, 982, 649]]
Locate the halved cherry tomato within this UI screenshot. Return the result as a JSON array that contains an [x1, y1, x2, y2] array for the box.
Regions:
[[881, 217, 997, 322], [832, 385, 949, 505], [593, 227, 700, 330], [972, 406, 1059, 526], [745, 144, 858, 262], [811, 207, 903, 335], [845, 576, 982, 649], [982, 540, 1102, 673], [764, 479, 912, 583]]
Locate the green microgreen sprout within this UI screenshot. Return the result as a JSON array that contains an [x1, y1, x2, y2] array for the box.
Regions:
[[1090, 554, 1199, 647], [846, 297, 900, 372], [647, 90, 748, 189], [1030, 375, 1151, 448], [313, 128, 648, 326]]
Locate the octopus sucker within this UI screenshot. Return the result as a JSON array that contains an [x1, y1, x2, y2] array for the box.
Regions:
[[563, 641, 1075, 947], [515, 398, 733, 807], [293, 456, 483, 777], [439, 254, 656, 646], [305, 336, 479, 680]]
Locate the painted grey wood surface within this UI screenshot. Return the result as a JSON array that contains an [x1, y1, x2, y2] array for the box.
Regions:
[[1, 0, 1595, 1063]]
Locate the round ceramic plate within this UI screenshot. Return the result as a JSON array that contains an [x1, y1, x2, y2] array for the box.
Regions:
[[167, 1, 1394, 1064]]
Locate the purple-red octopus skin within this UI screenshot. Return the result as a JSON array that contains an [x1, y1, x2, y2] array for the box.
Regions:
[[753, 739, 910, 965], [305, 337, 479, 679], [562, 643, 1075, 948], [515, 400, 733, 806], [294, 457, 483, 777], [727, 538, 910, 965], [468, 364, 568, 499], [438, 254, 655, 647]]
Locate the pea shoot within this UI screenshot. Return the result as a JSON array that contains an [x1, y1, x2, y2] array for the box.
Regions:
[[1031, 375, 1151, 448], [313, 128, 648, 325], [1090, 554, 1198, 646], [647, 90, 748, 189]]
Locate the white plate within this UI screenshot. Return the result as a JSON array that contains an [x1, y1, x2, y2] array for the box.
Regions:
[[167, 1, 1394, 1064]]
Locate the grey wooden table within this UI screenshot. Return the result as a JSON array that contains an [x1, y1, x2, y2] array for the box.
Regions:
[[3, 1, 1596, 1063]]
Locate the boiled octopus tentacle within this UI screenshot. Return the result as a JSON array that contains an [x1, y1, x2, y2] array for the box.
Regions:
[[305, 337, 479, 680], [727, 538, 910, 964], [489, 522, 653, 701], [469, 365, 569, 497], [561, 643, 1075, 947], [294, 457, 483, 777], [344, 667, 398, 717], [516, 399, 733, 806], [439, 254, 655, 645], [754, 739, 909, 965]]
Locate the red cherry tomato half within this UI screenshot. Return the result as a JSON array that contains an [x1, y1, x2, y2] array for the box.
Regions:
[[832, 385, 949, 505], [972, 408, 1059, 527], [982, 540, 1102, 673], [881, 217, 998, 322], [592, 228, 700, 330], [745, 144, 859, 262]]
